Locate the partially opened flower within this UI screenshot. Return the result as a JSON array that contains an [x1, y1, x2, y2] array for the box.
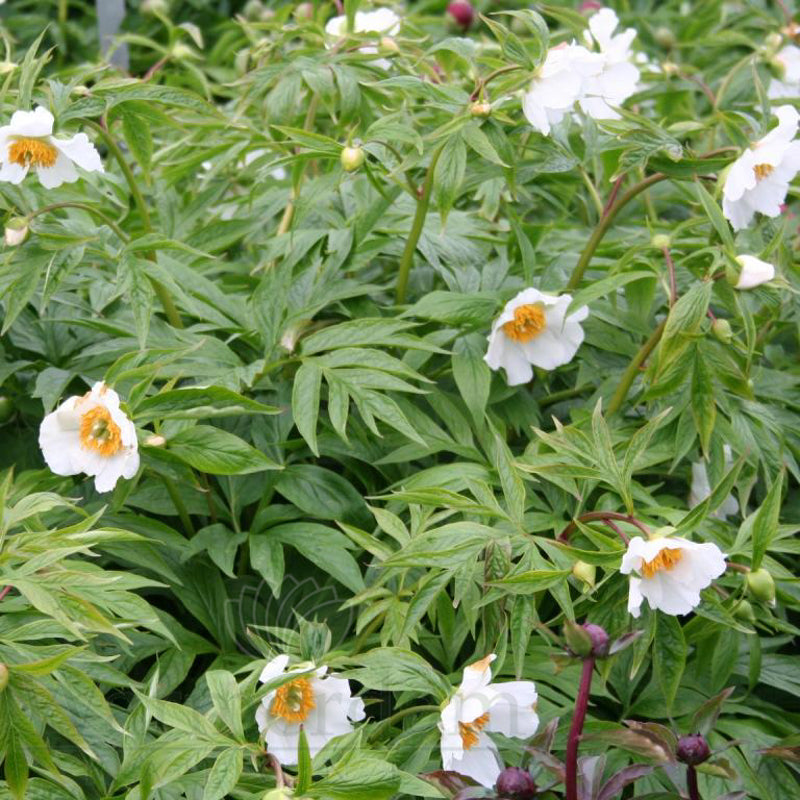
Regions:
[[439, 654, 539, 788], [255, 654, 365, 766], [733, 254, 776, 289], [580, 8, 641, 120], [768, 44, 800, 99], [688, 444, 739, 520], [620, 535, 727, 617], [722, 105, 800, 230], [0, 106, 103, 188], [38, 382, 139, 493], [325, 8, 401, 68], [484, 288, 588, 386]]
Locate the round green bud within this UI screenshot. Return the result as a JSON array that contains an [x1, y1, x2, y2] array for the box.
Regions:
[[141, 0, 169, 15], [4, 217, 29, 246], [294, 2, 314, 21], [340, 146, 365, 172], [242, 0, 264, 20], [747, 568, 776, 606], [0, 396, 14, 424], [0, 663, 8, 692], [469, 101, 492, 118], [733, 599, 756, 624], [572, 560, 596, 588], [171, 43, 195, 60], [654, 27, 676, 49], [379, 36, 400, 54], [651, 233, 671, 250], [712, 318, 733, 343]]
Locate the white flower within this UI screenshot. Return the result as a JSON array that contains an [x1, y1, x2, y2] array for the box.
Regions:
[[733, 254, 776, 289], [620, 536, 727, 618], [439, 654, 539, 788], [768, 45, 800, 99], [580, 8, 641, 120], [255, 655, 365, 766], [688, 444, 739, 520], [484, 288, 588, 386], [522, 42, 602, 136], [722, 105, 800, 230], [0, 106, 103, 189], [38, 382, 139, 493], [324, 8, 401, 38]]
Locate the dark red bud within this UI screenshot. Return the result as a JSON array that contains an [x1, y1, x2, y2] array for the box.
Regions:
[[582, 623, 610, 658], [447, 1, 474, 32], [495, 766, 537, 799], [677, 734, 711, 765]]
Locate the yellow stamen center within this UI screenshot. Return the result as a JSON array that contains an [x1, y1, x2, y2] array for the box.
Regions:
[[502, 303, 547, 343], [8, 137, 58, 169], [459, 712, 490, 750], [79, 406, 123, 457], [641, 547, 683, 579], [270, 678, 315, 723], [753, 163, 774, 181]]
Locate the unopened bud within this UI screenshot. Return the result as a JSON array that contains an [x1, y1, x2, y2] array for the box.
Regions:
[[294, 2, 314, 21], [677, 734, 711, 765], [0, 663, 8, 691], [469, 101, 492, 118], [651, 233, 671, 249], [242, 0, 264, 20], [572, 560, 596, 588], [4, 218, 29, 246], [145, 434, 166, 447], [0, 60, 17, 76], [662, 61, 680, 77], [262, 789, 293, 800], [654, 26, 677, 49], [340, 145, 365, 172], [447, 0, 475, 32], [495, 766, 537, 799], [582, 623, 610, 658], [747, 568, 776, 606], [171, 42, 195, 60], [733, 599, 756, 624], [141, 0, 169, 14], [0, 396, 14, 424], [380, 36, 400, 54], [768, 56, 787, 80], [563, 619, 593, 658], [711, 318, 733, 343], [765, 32, 784, 52]]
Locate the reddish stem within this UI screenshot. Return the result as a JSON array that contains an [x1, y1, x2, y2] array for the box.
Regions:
[[601, 518, 629, 544], [687, 765, 701, 800], [602, 175, 625, 216], [566, 656, 595, 800], [0, 586, 11, 602], [559, 511, 650, 543]]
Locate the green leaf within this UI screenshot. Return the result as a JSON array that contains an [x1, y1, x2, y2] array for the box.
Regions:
[[657, 281, 712, 373], [136, 386, 280, 421], [167, 426, 282, 474], [694, 181, 735, 251], [292, 361, 323, 456], [654, 614, 686, 713], [346, 648, 451, 699], [295, 727, 313, 795], [751, 473, 783, 570], [203, 748, 242, 800], [452, 333, 492, 425], [434, 136, 467, 220], [119, 107, 153, 182], [249, 534, 285, 598], [691, 347, 716, 457], [206, 671, 244, 741]]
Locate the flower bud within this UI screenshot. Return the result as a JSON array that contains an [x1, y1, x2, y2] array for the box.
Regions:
[[0, 60, 17, 76], [733, 599, 756, 624], [171, 43, 195, 61], [711, 318, 733, 343], [262, 789, 293, 800], [0, 396, 14, 424], [495, 766, 537, 799], [563, 619, 593, 658], [662, 61, 680, 77], [765, 32, 784, 52], [676, 734, 711, 765], [651, 233, 671, 249], [732, 254, 775, 290], [4, 218, 29, 246], [654, 26, 677, 49], [145, 434, 166, 447], [294, 2, 314, 21], [340, 145, 365, 172], [0, 663, 8, 692], [572, 560, 596, 588], [141, 0, 169, 14], [582, 623, 610, 658], [242, 0, 264, 20], [768, 56, 787, 80], [447, 1, 475, 32], [469, 101, 492, 118], [747, 568, 776, 606], [379, 36, 400, 54]]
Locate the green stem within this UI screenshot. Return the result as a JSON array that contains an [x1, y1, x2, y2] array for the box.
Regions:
[[539, 384, 596, 409], [161, 475, 196, 536], [367, 705, 441, 742], [395, 143, 445, 304], [567, 172, 668, 292], [26, 201, 129, 242], [86, 120, 183, 329], [606, 318, 667, 416]]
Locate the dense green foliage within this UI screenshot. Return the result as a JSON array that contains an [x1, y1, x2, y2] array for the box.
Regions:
[[0, 1, 798, 799]]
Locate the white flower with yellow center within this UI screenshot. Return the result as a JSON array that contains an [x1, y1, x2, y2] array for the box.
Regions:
[[255, 655, 365, 766], [768, 44, 800, 99], [38, 382, 139, 493], [0, 106, 103, 188], [722, 105, 800, 230], [580, 8, 641, 120], [439, 654, 539, 788], [733, 254, 776, 289], [620, 536, 727, 618], [484, 288, 588, 386]]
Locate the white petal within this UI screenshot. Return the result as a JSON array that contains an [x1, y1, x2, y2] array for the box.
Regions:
[[0, 160, 29, 184], [735, 255, 775, 289], [52, 132, 104, 173], [627, 577, 644, 617], [722, 193, 755, 231], [448, 733, 502, 788], [37, 152, 79, 189], [485, 681, 539, 739], [39, 406, 83, 476], [458, 654, 496, 697], [265, 718, 301, 765], [259, 654, 290, 684], [7, 106, 54, 138]]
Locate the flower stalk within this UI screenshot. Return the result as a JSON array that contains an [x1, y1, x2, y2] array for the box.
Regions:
[[565, 656, 595, 800], [687, 765, 701, 800]]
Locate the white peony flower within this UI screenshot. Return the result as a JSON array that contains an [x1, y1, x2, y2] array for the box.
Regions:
[[733, 254, 776, 289], [768, 45, 800, 99], [0, 106, 103, 188], [324, 8, 400, 38], [255, 655, 365, 766], [722, 105, 800, 230], [38, 382, 139, 493], [688, 444, 739, 520], [522, 42, 602, 136], [620, 535, 727, 617], [580, 8, 641, 120], [484, 288, 588, 386], [439, 654, 538, 788]]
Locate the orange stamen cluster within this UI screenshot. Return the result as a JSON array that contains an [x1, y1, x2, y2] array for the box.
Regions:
[[641, 547, 683, 579], [502, 303, 547, 343], [270, 678, 316, 723], [753, 163, 774, 181], [459, 712, 490, 750], [79, 406, 123, 457], [8, 137, 58, 169]]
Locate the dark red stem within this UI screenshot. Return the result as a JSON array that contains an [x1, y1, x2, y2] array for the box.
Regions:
[[687, 765, 701, 800], [559, 511, 649, 543], [566, 656, 595, 800], [0, 586, 11, 602]]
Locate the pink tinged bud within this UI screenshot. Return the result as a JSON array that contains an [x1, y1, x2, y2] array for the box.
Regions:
[[580, 1, 604, 11], [582, 623, 610, 658], [447, 0, 474, 32], [495, 766, 537, 799], [676, 734, 711, 765]]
